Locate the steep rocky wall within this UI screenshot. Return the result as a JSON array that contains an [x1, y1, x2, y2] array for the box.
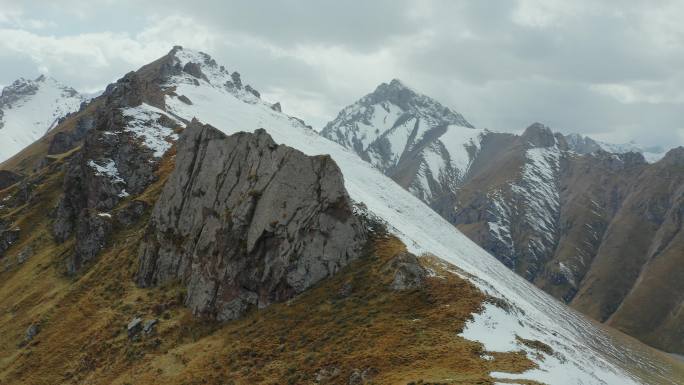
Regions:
[[137, 121, 367, 320]]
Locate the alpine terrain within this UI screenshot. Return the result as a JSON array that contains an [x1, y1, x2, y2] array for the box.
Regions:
[[0, 75, 85, 164], [0, 47, 681, 385], [322, 81, 684, 356]]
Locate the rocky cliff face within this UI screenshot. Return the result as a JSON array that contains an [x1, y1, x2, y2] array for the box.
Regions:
[[137, 121, 367, 320], [51, 55, 183, 274]]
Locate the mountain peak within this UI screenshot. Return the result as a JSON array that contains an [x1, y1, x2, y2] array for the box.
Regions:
[[0, 75, 84, 163], [360, 79, 473, 128], [521, 122, 558, 147], [659, 146, 684, 166]]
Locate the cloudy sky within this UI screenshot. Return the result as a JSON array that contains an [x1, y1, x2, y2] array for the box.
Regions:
[[1, 0, 683, 149]]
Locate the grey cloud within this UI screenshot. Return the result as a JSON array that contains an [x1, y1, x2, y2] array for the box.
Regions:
[[0, 0, 682, 149]]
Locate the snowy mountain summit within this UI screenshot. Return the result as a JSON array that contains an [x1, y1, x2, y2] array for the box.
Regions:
[[322, 79, 485, 203], [0, 75, 84, 163]]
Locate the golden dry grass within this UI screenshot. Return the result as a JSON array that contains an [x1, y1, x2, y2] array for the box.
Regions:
[[0, 150, 542, 385]]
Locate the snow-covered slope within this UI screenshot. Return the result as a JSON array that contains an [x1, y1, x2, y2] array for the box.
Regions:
[[134, 47, 675, 384], [0, 75, 84, 163], [321, 79, 485, 202]]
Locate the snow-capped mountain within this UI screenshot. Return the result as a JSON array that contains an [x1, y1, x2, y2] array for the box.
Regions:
[[120, 47, 675, 383], [0, 75, 85, 163], [324, 81, 684, 356], [321, 79, 485, 203]]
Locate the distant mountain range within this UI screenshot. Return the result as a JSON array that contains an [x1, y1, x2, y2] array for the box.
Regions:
[[322, 79, 684, 354]]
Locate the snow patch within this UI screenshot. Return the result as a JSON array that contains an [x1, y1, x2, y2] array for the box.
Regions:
[[121, 104, 180, 157]]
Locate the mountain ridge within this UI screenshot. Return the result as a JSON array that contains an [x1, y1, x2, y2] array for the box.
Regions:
[[324, 80, 684, 355], [0, 46, 681, 384]]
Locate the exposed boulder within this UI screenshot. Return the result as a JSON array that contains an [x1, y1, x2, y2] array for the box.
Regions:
[[382, 251, 427, 291], [127, 317, 143, 339], [244, 85, 260, 99], [143, 319, 158, 335], [137, 120, 368, 320], [271, 102, 282, 112]]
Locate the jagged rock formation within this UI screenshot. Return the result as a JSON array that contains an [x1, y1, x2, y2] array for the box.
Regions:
[[51, 56, 183, 274], [137, 121, 367, 320], [0, 75, 85, 163]]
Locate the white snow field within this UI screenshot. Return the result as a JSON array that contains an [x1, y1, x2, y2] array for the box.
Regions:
[[129, 48, 676, 384], [0, 76, 84, 163]]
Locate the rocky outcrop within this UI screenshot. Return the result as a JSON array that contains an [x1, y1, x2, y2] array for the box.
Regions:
[[47, 115, 95, 155], [0, 220, 20, 259], [52, 69, 169, 274], [52, 109, 159, 269], [137, 121, 367, 320], [0, 170, 22, 190], [382, 252, 427, 291]]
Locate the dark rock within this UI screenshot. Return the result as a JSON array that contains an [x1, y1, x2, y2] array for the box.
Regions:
[[137, 121, 368, 321], [127, 317, 143, 339], [521, 123, 557, 148], [115, 200, 149, 227], [177, 95, 193, 105], [53, 98, 160, 273], [47, 116, 94, 155], [25, 324, 39, 341], [102, 71, 164, 110], [47, 132, 76, 155], [230, 72, 242, 89], [182, 62, 208, 82], [271, 102, 282, 112], [14, 180, 36, 204], [244, 85, 260, 99], [382, 251, 427, 291], [0, 220, 20, 260], [67, 212, 113, 274], [0, 170, 22, 190]]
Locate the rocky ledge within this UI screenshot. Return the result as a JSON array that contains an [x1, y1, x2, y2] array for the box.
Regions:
[[137, 120, 368, 320]]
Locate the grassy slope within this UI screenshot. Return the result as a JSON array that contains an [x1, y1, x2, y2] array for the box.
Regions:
[[0, 151, 545, 385]]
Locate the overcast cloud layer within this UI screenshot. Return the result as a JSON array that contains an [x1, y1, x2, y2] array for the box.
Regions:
[[1, 0, 682, 149]]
